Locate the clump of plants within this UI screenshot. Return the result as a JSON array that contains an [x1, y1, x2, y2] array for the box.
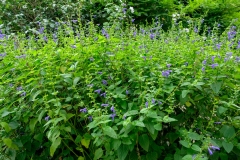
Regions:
[[0, 18, 240, 160]]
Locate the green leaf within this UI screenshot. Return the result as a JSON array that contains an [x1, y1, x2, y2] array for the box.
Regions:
[[154, 123, 162, 131], [182, 155, 193, 160], [81, 138, 90, 148], [75, 135, 82, 143], [163, 116, 177, 123], [112, 139, 121, 150], [211, 81, 222, 94], [94, 148, 103, 160], [191, 144, 201, 152], [188, 132, 201, 140], [220, 125, 235, 139], [145, 121, 155, 134], [179, 140, 190, 148], [1, 110, 13, 117], [38, 110, 46, 123], [73, 77, 80, 86], [146, 152, 158, 160], [139, 134, 149, 152], [132, 120, 145, 127], [124, 110, 139, 116], [1, 122, 11, 132], [3, 138, 12, 148], [117, 144, 129, 160], [50, 137, 61, 157], [29, 118, 38, 133], [78, 157, 84, 160], [102, 126, 118, 139], [222, 141, 233, 153], [182, 90, 190, 98], [32, 90, 42, 101], [217, 106, 228, 115]]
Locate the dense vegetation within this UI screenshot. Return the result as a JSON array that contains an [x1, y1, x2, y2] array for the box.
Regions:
[[1, 0, 240, 34], [0, 0, 240, 160]]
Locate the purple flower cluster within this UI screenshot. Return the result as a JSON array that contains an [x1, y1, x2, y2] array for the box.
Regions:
[[0, 53, 6, 58], [228, 26, 237, 40], [162, 70, 172, 77], [80, 108, 87, 113], [0, 30, 5, 39], [102, 29, 109, 39], [208, 145, 220, 155], [210, 63, 218, 69], [15, 54, 26, 59], [110, 106, 116, 121]]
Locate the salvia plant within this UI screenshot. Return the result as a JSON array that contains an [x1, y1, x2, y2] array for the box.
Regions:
[[0, 17, 240, 160]]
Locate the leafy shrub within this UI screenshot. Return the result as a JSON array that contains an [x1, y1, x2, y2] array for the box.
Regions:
[[0, 20, 240, 160]]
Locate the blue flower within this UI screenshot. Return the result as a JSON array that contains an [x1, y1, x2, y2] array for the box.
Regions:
[[152, 98, 156, 104], [145, 101, 149, 108], [110, 106, 115, 112], [126, 90, 129, 95], [38, 27, 44, 34], [202, 59, 207, 65], [100, 92, 106, 98], [71, 45, 76, 49], [20, 92, 26, 97], [202, 67, 205, 72], [194, 27, 198, 33], [88, 116, 93, 121], [210, 63, 218, 69], [216, 43, 222, 49], [17, 86, 23, 91], [110, 113, 116, 121], [101, 104, 109, 107], [102, 80, 108, 85], [162, 70, 172, 77], [208, 147, 213, 155], [94, 89, 101, 94], [0, 53, 6, 57], [150, 33, 155, 40], [80, 108, 87, 113], [167, 64, 171, 68], [45, 116, 50, 121], [211, 56, 215, 62]]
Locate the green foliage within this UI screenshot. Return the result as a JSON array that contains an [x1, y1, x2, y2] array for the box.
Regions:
[[0, 18, 240, 160]]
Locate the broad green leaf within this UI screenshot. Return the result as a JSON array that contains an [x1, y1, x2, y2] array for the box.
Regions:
[[1, 110, 12, 117], [181, 82, 191, 86], [139, 134, 149, 152], [220, 125, 235, 139], [146, 152, 158, 160], [1, 122, 11, 132], [132, 120, 145, 127], [102, 126, 118, 139], [217, 106, 228, 115], [145, 121, 155, 134], [112, 139, 121, 150], [124, 110, 138, 116], [163, 116, 177, 123], [81, 138, 90, 148], [50, 137, 61, 157], [211, 81, 222, 94], [188, 132, 201, 140], [94, 148, 103, 160], [182, 155, 192, 160], [78, 156, 84, 160], [73, 77, 80, 86], [117, 144, 129, 160], [75, 135, 82, 143], [29, 118, 38, 133], [191, 144, 201, 152], [8, 121, 19, 129], [3, 138, 12, 148], [154, 123, 162, 131], [182, 90, 190, 98], [179, 140, 190, 148], [222, 141, 233, 153]]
